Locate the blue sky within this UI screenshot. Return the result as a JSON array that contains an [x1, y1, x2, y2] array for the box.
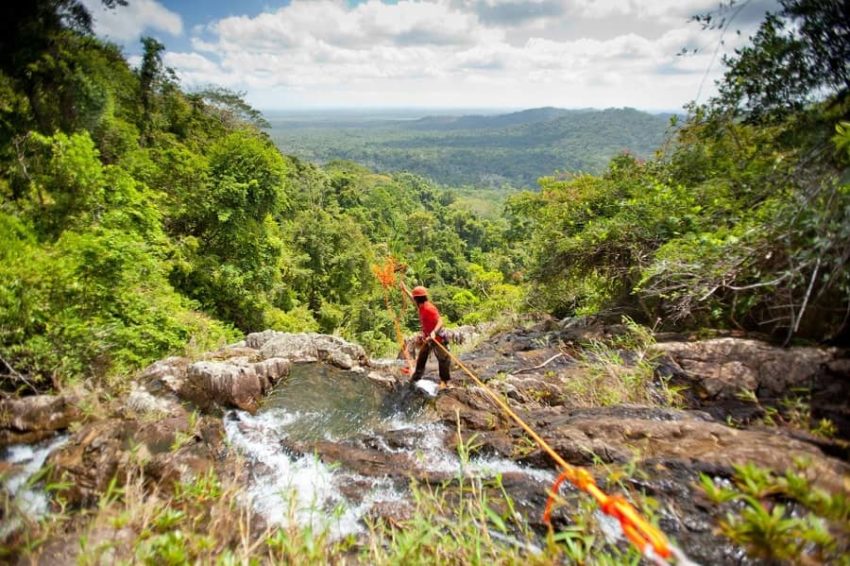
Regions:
[[83, 0, 778, 111]]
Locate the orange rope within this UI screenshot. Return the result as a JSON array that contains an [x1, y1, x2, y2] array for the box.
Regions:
[[430, 338, 674, 563], [369, 261, 679, 563], [542, 469, 571, 525], [371, 258, 414, 374]]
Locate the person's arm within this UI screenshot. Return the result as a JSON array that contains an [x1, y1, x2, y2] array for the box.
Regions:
[[400, 281, 414, 302], [429, 316, 443, 341]]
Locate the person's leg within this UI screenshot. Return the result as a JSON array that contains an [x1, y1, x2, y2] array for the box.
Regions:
[[435, 341, 451, 383], [411, 340, 432, 381]]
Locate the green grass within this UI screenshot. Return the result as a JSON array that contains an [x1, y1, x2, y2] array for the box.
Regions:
[[562, 318, 684, 408]]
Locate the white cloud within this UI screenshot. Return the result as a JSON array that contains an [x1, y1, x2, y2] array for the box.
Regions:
[[155, 0, 773, 110], [84, 0, 182, 42]]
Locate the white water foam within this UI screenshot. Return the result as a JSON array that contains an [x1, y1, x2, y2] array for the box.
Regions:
[[1, 434, 68, 539], [372, 419, 555, 483], [224, 409, 405, 539], [413, 379, 439, 397], [224, 376, 559, 540]]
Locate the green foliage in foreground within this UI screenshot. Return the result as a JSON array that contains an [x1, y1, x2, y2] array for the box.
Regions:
[[701, 461, 850, 564]]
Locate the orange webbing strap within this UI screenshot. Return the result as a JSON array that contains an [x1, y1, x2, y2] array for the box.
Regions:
[[430, 339, 676, 564]]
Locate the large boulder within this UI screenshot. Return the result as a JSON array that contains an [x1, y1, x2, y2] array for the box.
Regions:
[[47, 414, 227, 507], [136, 352, 291, 413], [653, 338, 834, 400], [181, 358, 290, 412], [248, 331, 368, 369], [0, 394, 82, 446], [518, 405, 850, 494]]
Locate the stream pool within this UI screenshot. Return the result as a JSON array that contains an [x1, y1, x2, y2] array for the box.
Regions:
[[224, 362, 555, 539]]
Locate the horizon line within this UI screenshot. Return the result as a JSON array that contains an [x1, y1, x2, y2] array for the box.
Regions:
[[258, 105, 684, 115]]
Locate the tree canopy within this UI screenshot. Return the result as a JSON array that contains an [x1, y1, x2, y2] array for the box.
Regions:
[[1, 0, 848, 393]]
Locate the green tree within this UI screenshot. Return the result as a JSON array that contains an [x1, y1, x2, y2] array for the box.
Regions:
[[702, 0, 850, 121], [170, 131, 291, 330], [139, 36, 166, 143]]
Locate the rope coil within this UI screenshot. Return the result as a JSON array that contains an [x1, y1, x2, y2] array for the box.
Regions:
[[371, 257, 414, 374]]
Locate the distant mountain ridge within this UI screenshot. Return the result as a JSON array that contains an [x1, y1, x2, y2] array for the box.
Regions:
[[409, 107, 583, 130], [267, 107, 674, 187]]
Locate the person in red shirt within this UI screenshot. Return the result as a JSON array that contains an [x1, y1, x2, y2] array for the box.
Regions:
[[401, 283, 452, 389]]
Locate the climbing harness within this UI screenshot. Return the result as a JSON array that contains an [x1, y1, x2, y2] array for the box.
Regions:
[[370, 257, 693, 565]]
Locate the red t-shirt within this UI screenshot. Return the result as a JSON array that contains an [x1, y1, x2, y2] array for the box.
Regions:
[[417, 301, 441, 337]]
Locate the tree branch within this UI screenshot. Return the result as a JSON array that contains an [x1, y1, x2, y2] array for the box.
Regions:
[[513, 352, 571, 375], [0, 354, 39, 394]]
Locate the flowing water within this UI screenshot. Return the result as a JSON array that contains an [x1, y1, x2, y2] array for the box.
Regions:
[[224, 362, 556, 538], [0, 434, 68, 539], [0, 363, 632, 557]]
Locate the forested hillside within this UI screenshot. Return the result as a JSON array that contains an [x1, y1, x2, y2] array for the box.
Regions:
[[515, 2, 850, 345], [0, 4, 521, 390], [1, 0, 849, 394], [267, 107, 672, 187]]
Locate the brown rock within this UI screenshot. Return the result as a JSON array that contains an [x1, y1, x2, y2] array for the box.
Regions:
[[445, 429, 514, 459], [253, 357, 290, 382], [519, 406, 850, 494], [135, 348, 289, 414], [434, 390, 500, 430], [144, 417, 225, 486], [137, 356, 190, 397], [653, 338, 834, 400], [46, 415, 226, 507], [208, 346, 261, 361], [183, 360, 264, 412], [0, 394, 82, 447], [47, 418, 136, 506], [125, 383, 185, 417], [252, 332, 368, 368], [311, 441, 449, 482]]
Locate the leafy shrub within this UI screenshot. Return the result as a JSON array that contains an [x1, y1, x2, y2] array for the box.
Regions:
[[700, 462, 850, 563], [0, 215, 235, 387]]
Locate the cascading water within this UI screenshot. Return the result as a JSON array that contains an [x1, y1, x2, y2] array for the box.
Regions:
[[223, 362, 556, 538], [0, 434, 68, 539]]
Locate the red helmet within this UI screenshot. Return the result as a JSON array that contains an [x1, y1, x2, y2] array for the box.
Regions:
[[411, 286, 428, 298]]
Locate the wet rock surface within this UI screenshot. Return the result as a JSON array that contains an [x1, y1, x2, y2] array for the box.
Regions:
[[46, 414, 227, 507], [0, 394, 82, 447]]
